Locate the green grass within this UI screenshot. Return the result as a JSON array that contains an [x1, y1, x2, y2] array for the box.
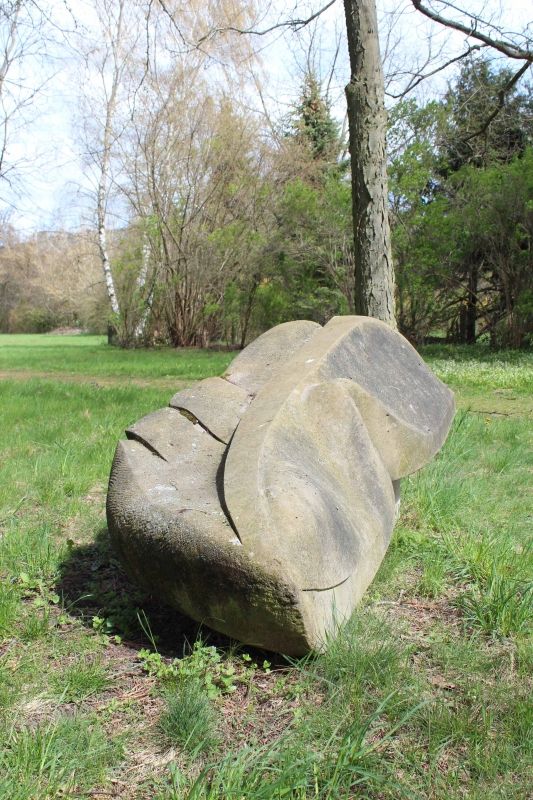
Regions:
[[0, 334, 531, 798], [421, 343, 533, 417], [0, 334, 235, 380], [0, 714, 123, 799], [51, 657, 111, 703], [158, 679, 220, 756]]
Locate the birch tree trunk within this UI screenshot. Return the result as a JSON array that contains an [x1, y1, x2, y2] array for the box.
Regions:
[[343, 0, 396, 325], [134, 232, 152, 338], [97, 173, 120, 316], [95, 0, 125, 319]]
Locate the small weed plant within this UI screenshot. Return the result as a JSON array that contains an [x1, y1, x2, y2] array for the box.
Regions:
[[139, 640, 270, 698]]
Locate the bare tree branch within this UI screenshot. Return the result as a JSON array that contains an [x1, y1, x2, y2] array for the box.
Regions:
[[195, 0, 338, 43], [386, 43, 485, 99], [411, 1, 533, 61]]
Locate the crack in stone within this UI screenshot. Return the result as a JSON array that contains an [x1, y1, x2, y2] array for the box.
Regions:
[[125, 430, 168, 461], [175, 407, 228, 444], [216, 433, 242, 544], [301, 574, 351, 592]]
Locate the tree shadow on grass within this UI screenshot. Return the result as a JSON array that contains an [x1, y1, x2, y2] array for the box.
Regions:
[[56, 526, 236, 659]]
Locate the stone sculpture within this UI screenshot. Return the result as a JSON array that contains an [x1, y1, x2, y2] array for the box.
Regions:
[[107, 316, 454, 654]]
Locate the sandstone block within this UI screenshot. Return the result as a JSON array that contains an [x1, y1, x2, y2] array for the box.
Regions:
[[107, 316, 454, 654]]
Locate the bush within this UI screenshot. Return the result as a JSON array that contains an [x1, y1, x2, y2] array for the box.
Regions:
[[6, 305, 65, 333]]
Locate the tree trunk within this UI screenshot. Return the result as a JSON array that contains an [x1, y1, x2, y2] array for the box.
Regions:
[[465, 261, 478, 343], [134, 232, 152, 339], [97, 181, 120, 316], [239, 279, 259, 349], [458, 304, 467, 344], [95, 0, 126, 322], [343, 0, 396, 325]]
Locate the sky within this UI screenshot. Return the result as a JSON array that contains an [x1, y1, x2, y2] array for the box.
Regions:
[[1, 0, 531, 235]]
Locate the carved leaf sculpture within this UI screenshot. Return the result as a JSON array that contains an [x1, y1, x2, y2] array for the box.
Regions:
[[107, 317, 454, 654]]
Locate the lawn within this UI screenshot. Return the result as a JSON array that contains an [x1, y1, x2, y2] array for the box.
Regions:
[[0, 334, 235, 381], [0, 334, 531, 799]]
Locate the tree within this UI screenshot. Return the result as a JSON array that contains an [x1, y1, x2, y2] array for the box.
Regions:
[[441, 56, 532, 172], [75, 0, 266, 347], [343, 0, 396, 324], [180, 0, 397, 323], [264, 72, 353, 321], [388, 77, 532, 347], [388, 99, 450, 343], [0, 226, 102, 332], [93, 0, 126, 324], [70, 0, 533, 341], [406, 6, 531, 328], [116, 9, 269, 346], [0, 1, 52, 200], [435, 57, 532, 344], [443, 151, 533, 348], [291, 71, 341, 165], [77, 0, 149, 345], [341, 0, 532, 328]]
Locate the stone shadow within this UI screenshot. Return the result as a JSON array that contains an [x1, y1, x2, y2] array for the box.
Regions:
[[56, 526, 248, 660]]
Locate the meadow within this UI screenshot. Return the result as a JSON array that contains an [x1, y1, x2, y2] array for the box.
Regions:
[[0, 334, 531, 799]]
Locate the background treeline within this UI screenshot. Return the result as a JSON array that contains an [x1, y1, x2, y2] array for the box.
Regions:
[[1, 56, 531, 348]]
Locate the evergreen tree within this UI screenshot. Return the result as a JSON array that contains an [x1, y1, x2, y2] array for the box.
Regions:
[[290, 72, 342, 169], [441, 56, 532, 172], [251, 72, 354, 325], [389, 88, 533, 348]]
